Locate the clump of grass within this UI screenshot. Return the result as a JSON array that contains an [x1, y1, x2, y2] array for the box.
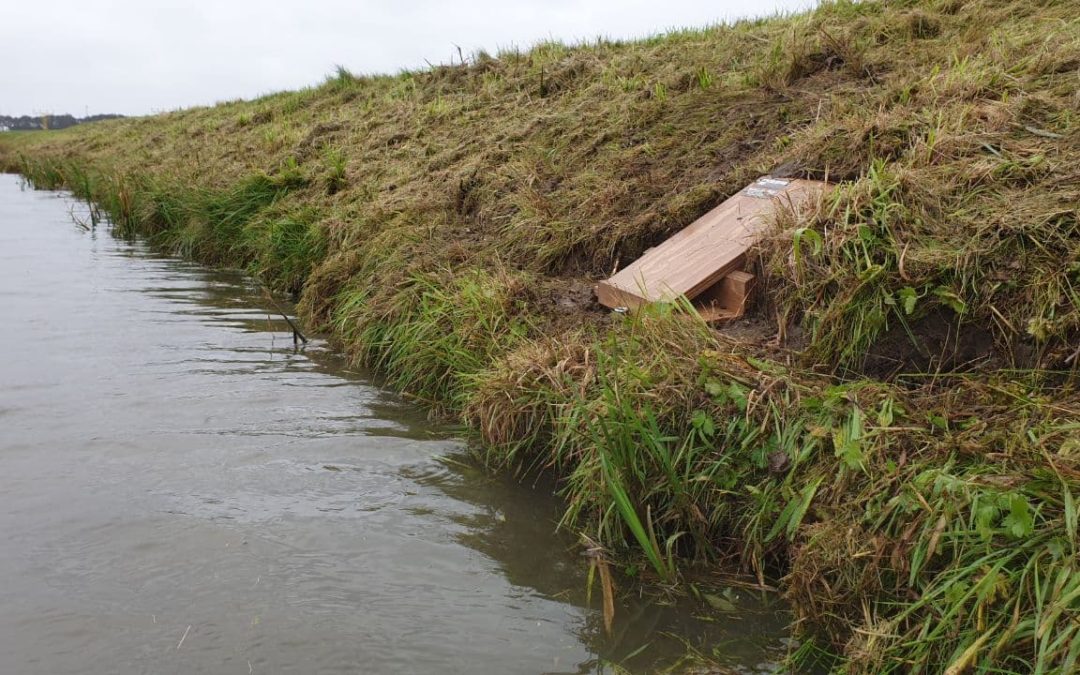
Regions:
[[323, 147, 347, 195], [246, 210, 327, 294], [785, 378, 1080, 673], [333, 266, 535, 412], [325, 64, 358, 92], [143, 167, 307, 265]]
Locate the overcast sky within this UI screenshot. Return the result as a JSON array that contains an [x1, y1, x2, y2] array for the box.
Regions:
[[1, 0, 816, 117]]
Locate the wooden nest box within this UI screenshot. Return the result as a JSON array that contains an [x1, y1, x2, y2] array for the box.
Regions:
[[596, 176, 830, 322]]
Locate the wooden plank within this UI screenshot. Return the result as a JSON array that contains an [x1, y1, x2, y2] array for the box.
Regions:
[[596, 177, 828, 309], [718, 270, 755, 314], [695, 270, 756, 322]]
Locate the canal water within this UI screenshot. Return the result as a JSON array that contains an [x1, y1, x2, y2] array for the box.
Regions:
[[0, 174, 788, 674]]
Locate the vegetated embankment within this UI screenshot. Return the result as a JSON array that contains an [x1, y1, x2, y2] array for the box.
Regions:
[[3, 0, 1079, 670]]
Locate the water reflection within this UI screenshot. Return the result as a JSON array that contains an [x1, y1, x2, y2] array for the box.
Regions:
[[413, 458, 790, 673]]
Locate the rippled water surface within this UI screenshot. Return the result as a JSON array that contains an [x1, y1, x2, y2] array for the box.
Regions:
[[0, 175, 788, 674]]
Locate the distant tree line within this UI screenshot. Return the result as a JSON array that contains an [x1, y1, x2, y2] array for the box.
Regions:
[[0, 113, 124, 131]]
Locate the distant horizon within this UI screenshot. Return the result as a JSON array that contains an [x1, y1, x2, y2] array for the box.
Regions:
[[0, 113, 125, 133], [0, 112, 125, 120], [0, 0, 816, 117]]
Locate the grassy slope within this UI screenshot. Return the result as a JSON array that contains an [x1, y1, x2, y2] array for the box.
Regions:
[[4, 0, 1080, 670]]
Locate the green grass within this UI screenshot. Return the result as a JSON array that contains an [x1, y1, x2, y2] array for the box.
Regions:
[[333, 266, 534, 412], [4, 0, 1080, 670]]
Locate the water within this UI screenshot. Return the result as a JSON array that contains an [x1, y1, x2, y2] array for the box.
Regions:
[[0, 174, 788, 674]]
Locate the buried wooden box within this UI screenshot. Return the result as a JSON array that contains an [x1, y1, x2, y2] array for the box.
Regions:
[[595, 176, 829, 322]]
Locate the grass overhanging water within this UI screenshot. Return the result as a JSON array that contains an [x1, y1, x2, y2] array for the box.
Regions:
[[4, 0, 1080, 670]]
